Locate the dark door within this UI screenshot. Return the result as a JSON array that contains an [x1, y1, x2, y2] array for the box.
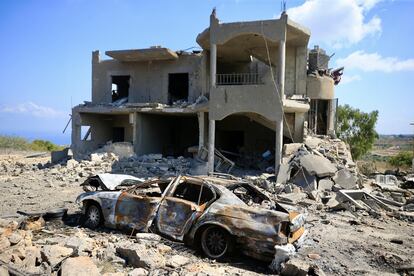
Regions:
[[113, 127, 125, 142]]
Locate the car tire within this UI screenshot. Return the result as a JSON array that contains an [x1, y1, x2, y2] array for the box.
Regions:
[[83, 203, 102, 229], [200, 226, 233, 259]]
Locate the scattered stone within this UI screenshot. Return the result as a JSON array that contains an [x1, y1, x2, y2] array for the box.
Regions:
[[0, 266, 9, 276], [41, 245, 73, 267], [167, 255, 190, 268], [128, 268, 149, 276], [116, 243, 165, 269], [0, 237, 11, 252], [8, 232, 22, 245], [308, 253, 321, 260], [61, 256, 100, 276], [21, 216, 45, 231], [135, 233, 161, 242]]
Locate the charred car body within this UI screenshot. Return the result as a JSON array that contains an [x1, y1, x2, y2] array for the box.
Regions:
[[76, 173, 305, 260]]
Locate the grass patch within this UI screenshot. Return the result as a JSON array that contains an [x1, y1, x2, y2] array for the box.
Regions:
[[0, 135, 65, 152]]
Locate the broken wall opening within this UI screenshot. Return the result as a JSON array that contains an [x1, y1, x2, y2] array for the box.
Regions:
[[308, 99, 338, 135], [216, 114, 275, 169], [78, 113, 133, 153], [112, 75, 130, 102], [168, 73, 189, 104], [137, 113, 198, 157]]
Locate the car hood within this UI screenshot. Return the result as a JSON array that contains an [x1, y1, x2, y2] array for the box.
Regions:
[[84, 174, 145, 191]]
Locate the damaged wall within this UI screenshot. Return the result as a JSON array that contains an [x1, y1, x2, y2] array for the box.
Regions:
[[92, 52, 205, 105], [135, 113, 199, 157], [73, 113, 133, 154]]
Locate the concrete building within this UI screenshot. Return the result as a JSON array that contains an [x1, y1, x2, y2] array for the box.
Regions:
[[71, 10, 341, 173]]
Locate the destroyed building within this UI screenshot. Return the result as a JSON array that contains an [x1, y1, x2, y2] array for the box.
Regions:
[[71, 10, 342, 173]]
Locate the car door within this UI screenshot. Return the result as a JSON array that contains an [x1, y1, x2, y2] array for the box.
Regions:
[[155, 178, 216, 241], [113, 179, 171, 231]]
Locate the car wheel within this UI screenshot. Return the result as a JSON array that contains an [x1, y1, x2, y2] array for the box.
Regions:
[[83, 203, 102, 229], [201, 226, 232, 259]]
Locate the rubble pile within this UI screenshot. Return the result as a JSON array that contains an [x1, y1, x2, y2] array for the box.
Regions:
[[273, 136, 359, 202], [0, 216, 249, 276]]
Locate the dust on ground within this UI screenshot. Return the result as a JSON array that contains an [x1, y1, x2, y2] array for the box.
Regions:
[[0, 150, 413, 275]]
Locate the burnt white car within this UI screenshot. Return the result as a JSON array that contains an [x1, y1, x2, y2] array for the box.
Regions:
[[76, 173, 305, 260]]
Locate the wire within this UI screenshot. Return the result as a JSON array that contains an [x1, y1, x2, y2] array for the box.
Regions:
[[261, 21, 311, 188]]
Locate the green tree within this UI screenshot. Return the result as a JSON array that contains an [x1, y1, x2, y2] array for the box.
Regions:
[[336, 104, 379, 160]]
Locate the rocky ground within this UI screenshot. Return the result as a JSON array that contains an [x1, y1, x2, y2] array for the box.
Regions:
[[0, 143, 413, 275]]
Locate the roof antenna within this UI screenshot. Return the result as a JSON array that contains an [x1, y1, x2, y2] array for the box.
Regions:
[[281, 0, 287, 14]]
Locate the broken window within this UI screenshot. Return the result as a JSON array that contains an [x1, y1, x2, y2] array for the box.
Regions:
[[128, 181, 170, 197], [112, 127, 125, 142], [81, 126, 91, 141], [168, 73, 189, 104], [111, 75, 130, 102], [172, 182, 214, 205]]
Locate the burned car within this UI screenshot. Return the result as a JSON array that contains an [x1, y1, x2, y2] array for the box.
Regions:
[[76, 173, 305, 260]]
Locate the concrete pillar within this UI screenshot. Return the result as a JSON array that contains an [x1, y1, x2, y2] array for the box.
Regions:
[[71, 111, 81, 159], [275, 39, 286, 173], [207, 119, 215, 173], [278, 40, 286, 100], [210, 44, 217, 87], [198, 112, 206, 150], [294, 113, 305, 142], [275, 119, 283, 172]]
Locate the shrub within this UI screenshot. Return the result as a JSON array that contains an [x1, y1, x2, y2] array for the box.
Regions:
[[0, 135, 64, 152], [388, 151, 413, 168], [0, 135, 30, 150]]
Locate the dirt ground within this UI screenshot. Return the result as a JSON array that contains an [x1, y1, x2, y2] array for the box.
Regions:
[[1, 151, 413, 275]]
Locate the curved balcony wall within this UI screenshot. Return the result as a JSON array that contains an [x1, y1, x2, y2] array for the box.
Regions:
[[306, 74, 334, 100]]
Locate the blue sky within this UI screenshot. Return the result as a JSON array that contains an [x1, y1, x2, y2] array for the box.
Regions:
[[0, 0, 413, 144]]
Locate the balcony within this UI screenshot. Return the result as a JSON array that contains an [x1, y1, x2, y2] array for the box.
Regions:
[[216, 73, 263, 85]]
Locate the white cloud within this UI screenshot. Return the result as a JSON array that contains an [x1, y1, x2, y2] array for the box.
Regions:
[[0, 102, 65, 118], [340, 74, 361, 84], [336, 51, 414, 73], [287, 0, 382, 47]]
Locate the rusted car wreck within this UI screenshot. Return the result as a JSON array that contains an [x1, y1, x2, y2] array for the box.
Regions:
[[76, 174, 305, 260]]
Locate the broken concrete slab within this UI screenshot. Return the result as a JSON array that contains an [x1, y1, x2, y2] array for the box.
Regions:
[[299, 155, 337, 178], [276, 163, 291, 184], [290, 169, 317, 191], [41, 245, 73, 267], [278, 192, 308, 204], [116, 243, 165, 269], [333, 168, 358, 189], [61, 256, 100, 276]]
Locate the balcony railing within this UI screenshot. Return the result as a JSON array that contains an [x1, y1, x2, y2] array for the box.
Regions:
[[216, 73, 263, 85]]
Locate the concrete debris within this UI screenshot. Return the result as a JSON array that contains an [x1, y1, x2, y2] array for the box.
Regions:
[[269, 243, 296, 272], [41, 244, 74, 267], [61, 256, 100, 276], [128, 268, 149, 276], [318, 179, 334, 191], [167, 255, 190, 268], [116, 243, 166, 269], [333, 168, 358, 189], [299, 155, 337, 178]]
